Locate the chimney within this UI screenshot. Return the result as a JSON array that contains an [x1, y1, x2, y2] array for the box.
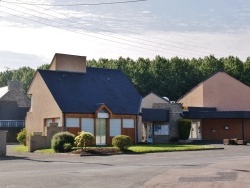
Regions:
[[49, 53, 87, 73], [8, 81, 23, 91]]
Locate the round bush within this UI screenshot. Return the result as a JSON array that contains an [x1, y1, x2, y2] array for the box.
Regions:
[[112, 135, 132, 151], [51, 132, 75, 152], [74, 131, 95, 149], [17, 128, 27, 146], [63, 143, 73, 152]]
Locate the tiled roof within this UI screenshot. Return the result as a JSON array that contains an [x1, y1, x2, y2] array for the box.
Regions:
[[0, 100, 29, 120], [38, 67, 142, 114]]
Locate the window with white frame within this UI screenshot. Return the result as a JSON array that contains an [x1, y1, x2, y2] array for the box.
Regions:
[[45, 119, 52, 127], [81, 118, 94, 134], [122, 119, 134, 128], [66, 118, 79, 127], [154, 124, 169, 135], [110, 119, 121, 136]]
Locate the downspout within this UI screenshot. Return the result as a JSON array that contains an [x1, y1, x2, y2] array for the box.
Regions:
[[152, 121, 155, 144], [63, 113, 66, 131], [135, 115, 138, 144], [242, 119, 244, 140]]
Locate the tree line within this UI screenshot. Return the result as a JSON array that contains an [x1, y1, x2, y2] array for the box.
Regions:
[[1, 55, 250, 100]]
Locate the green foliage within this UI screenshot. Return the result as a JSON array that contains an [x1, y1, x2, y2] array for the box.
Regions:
[[112, 135, 132, 151], [74, 131, 95, 149], [178, 119, 191, 140], [88, 55, 250, 100], [37, 64, 50, 70], [51, 132, 75, 152], [17, 128, 27, 145], [0, 55, 250, 101], [63, 143, 73, 152]]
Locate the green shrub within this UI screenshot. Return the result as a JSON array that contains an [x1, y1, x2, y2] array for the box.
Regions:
[[17, 128, 27, 146], [63, 143, 73, 152], [112, 135, 132, 151], [178, 119, 191, 140], [51, 132, 75, 152], [74, 131, 95, 149]]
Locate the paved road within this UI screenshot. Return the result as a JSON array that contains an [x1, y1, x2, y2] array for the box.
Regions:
[[1, 144, 250, 187]]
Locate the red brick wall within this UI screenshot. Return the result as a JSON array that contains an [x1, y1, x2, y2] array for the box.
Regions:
[[243, 119, 250, 141], [202, 119, 250, 141]]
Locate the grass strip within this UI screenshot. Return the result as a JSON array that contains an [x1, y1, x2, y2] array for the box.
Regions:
[[128, 144, 214, 153]]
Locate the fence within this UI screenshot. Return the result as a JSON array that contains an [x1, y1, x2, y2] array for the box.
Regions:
[[0, 120, 25, 128]]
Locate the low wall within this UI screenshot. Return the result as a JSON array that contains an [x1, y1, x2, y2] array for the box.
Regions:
[[0, 127, 22, 143], [28, 126, 64, 152], [154, 135, 170, 144], [0, 131, 7, 156]]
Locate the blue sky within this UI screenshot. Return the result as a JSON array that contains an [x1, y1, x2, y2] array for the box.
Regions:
[[0, 0, 250, 71]]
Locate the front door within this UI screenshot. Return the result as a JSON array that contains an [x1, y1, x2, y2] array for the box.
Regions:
[[190, 121, 202, 140], [146, 124, 153, 143], [96, 118, 106, 145]]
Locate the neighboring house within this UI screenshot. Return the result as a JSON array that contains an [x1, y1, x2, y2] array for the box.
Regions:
[[26, 53, 142, 145], [139, 92, 182, 144], [177, 71, 250, 142], [0, 81, 30, 142]]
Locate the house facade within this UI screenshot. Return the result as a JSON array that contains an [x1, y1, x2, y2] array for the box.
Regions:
[[140, 92, 182, 144], [178, 72, 250, 142], [0, 81, 30, 142], [26, 53, 142, 145]]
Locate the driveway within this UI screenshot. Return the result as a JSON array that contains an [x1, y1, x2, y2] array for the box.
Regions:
[[1, 144, 250, 187]]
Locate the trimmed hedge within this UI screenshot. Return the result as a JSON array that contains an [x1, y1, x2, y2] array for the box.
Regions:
[[112, 135, 132, 151], [178, 119, 191, 140], [51, 132, 75, 152]]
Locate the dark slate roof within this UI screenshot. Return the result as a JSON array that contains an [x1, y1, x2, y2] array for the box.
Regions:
[[142, 108, 169, 122], [184, 107, 250, 119], [0, 100, 29, 120], [38, 68, 142, 114]]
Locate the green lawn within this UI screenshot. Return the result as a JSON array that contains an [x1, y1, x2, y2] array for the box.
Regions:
[[35, 148, 54, 154], [11, 144, 214, 154], [11, 146, 54, 154], [128, 144, 214, 153], [11, 145, 28, 152]]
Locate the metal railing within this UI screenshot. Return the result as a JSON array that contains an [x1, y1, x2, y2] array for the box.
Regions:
[[0, 120, 25, 127]]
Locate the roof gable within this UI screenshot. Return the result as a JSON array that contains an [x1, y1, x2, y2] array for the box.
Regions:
[[39, 67, 142, 114], [178, 71, 250, 111], [141, 92, 169, 109]]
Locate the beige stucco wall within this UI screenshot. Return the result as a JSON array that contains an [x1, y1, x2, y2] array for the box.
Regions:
[[49, 53, 86, 73], [26, 72, 62, 134], [203, 72, 250, 111], [177, 72, 250, 111], [177, 83, 204, 107], [141, 93, 168, 109]]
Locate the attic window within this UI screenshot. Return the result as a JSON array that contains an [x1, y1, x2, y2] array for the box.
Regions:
[[97, 108, 109, 118]]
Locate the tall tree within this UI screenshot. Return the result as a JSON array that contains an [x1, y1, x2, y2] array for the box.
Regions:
[[223, 56, 244, 81], [243, 57, 250, 86]]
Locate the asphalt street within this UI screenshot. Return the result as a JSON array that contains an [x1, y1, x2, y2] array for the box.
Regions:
[[1, 144, 250, 188]]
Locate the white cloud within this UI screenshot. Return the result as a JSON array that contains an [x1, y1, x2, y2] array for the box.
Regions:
[[0, 0, 250, 71]]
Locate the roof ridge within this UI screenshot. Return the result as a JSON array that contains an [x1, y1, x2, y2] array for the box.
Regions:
[[177, 71, 223, 102]]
